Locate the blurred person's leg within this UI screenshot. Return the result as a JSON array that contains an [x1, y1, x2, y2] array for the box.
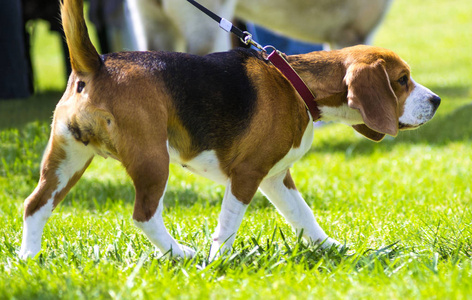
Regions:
[[0, 0, 32, 99]]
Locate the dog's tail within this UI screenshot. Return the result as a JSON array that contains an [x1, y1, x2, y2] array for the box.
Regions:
[[61, 0, 101, 74]]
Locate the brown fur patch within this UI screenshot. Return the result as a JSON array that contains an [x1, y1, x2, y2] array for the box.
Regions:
[[167, 109, 200, 162], [88, 63, 172, 222], [283, 170, 297, 190]]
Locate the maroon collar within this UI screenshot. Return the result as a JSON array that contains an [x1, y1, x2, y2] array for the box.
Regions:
[[266, 50, 321, 121]]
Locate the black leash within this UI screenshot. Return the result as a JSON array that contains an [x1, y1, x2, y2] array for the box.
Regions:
[[186, 0, 264, 50]]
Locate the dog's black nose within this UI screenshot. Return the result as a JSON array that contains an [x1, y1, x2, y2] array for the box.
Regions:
[[430, 95, 441, 110]]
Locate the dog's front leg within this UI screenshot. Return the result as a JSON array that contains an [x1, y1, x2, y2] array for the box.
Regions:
[[209, 180, 248, 260], [128, 147, 195, 258], [209, 167, 264, 260], [20, 129, 94, 259], [259, 170, 340, 249]]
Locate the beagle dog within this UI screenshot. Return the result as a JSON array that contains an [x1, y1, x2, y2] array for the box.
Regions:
[[19, 0, 440, 260]]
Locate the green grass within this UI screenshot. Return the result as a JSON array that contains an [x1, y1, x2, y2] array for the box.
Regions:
[[1, 0, 472, 298]]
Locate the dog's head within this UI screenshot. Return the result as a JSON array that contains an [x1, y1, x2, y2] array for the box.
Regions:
[[342, 45, 440, 141], [291, 45, 440, 141]]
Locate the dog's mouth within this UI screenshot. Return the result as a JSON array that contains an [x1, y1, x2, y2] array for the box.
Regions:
[[399, 122, 422, 130]]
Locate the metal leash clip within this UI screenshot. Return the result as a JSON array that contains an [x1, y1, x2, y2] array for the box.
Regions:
[[241, 31, 265, 52], [242, 33, 283, 61]]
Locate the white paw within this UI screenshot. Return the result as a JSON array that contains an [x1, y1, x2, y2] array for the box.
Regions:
[[179, 244, 196, 258], [321, 237, 349, 251], [18, 246, 39, 260], [319, 237, 344, 250], [208, 244, 220, 261], [167, 244, 196, 259], [208, 241, 231, 261]]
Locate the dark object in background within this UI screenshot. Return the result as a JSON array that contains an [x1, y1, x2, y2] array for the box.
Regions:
[[19, 0, 112, 95], [0, 0, 71, 99], [0, 0, 98, 99], [0, 0, 31, 99], [22, 0, 72, 86]]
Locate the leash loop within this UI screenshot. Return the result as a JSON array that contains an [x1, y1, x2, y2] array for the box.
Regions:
[[263, 45, 278, 55]]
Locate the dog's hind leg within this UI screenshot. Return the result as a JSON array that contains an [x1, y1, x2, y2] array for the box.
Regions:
[[259, 170, 340, 249], [128, 143, 195, 258], [20, 125, 94, 259]]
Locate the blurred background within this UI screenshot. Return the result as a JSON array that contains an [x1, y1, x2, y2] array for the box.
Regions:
[[0, 0, 470, 130], [1, 3, 472, 292]]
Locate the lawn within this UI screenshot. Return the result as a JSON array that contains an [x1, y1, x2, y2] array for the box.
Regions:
[[1, 0, 471, 299]]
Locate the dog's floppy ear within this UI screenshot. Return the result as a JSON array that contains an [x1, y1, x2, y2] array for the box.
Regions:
[[345, 59, 399, 139], [352, 124, 385, 141], [61, 0, 101, 75]]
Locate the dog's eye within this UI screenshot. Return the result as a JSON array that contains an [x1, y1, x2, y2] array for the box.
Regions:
[[77, 81, 86, 93], [398, 75, 409, 86]]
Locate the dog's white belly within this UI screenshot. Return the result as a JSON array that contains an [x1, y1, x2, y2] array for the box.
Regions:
[[167, 120, 314, 184], [168, 148, 228, 185]]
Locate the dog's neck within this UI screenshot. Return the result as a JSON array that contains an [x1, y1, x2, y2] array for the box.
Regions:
[[287, 51, 347, 101], [287, 51, 361, 124]]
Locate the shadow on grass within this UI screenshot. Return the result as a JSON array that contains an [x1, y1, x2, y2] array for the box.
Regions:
[[0, 91, 60, 130], [62, 174, 268, 211], [62, 177, 208, 210], [310, 97, 472, 157]]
